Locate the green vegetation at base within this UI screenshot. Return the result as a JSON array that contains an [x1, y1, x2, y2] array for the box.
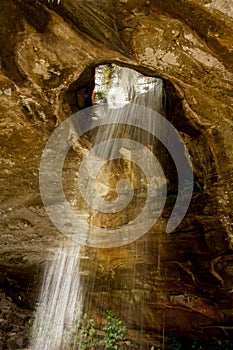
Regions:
[[63, 312, 98, 350], [103, 310, 127, 350], [63, 310, 127, 350], [30, 309, 128, 349]]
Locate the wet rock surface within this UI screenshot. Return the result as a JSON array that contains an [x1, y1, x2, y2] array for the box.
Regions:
[[0, 0, 232, 348], [0, 290, 31, 349]]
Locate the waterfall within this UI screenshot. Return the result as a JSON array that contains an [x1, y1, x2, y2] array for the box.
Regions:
[[31, 64, 166, 349], [30, 246, 83, 350]]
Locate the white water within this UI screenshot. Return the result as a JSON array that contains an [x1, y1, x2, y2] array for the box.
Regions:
[[31, 65, 165, 349], [94, 64, 163, 110], [30, 246, 83, 350]]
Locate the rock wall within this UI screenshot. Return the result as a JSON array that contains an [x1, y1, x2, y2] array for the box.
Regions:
[[0, 0, 233, 348]]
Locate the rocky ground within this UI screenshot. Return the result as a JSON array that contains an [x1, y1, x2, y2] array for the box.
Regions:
[[0, 291, 31, 349]]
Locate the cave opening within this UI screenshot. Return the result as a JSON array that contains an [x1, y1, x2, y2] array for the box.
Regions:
[[62, 62, 203, 208], [64, 62, 201, 137]]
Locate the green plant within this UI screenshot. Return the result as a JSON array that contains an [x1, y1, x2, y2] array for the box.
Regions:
[[63, 312, 98, 350], [95, 91, 105, 101], [192, 339, 205, 350], [168, 334, 182, 350], [193, 180, 202, 193], [78, 314, 98, 350], [103, 310, 127, 350], [103, 64, 114, 88]]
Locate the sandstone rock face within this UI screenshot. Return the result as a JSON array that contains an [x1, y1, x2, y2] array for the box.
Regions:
[[0, 0, 232, 348]]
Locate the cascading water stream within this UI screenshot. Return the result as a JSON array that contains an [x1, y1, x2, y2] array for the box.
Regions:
[[30, 246, 83, 350], [31, 64, 166, 349]]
